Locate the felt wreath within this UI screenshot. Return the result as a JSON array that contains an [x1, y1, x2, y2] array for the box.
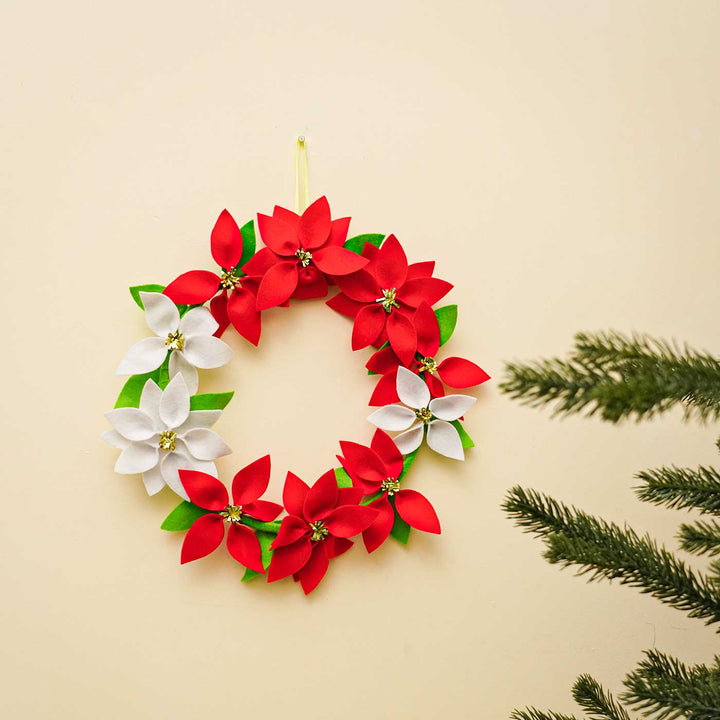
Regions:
[[103, 196, 489, 594]]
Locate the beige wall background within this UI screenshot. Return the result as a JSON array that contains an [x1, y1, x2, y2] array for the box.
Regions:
[[2, 1, 719, 717]]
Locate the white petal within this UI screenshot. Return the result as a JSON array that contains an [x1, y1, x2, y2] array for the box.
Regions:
[[393, 423, 425, 455], [181, 428, 232, 461], [139, 379, 163, 431], [190, 459, 219, 477], [396, 366, 430, 410], [367, 404, 417, 431], [141, 465, 166, 495], [179, 306, 218, 337], [104, 408, 155, 441], [101, 429, 130, 450], [429, 394, 477, 421], [115, 442, 159, 474], [116, 337, 168, 375], [159, 373, 190, 429], [427, 420, 464, 461], [183, 335, 233, 369], [177, 410, 222, 433], [168, 351, 199, 395], [140, 291, 179, 336], [160, 451, 192, 500]]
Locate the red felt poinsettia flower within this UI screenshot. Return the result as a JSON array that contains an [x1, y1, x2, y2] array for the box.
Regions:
[[267, 469, 378, 594], [367, 302, 490, 405], [326, 235, 453, 366], [163, 210, 262, 345], [337, 430, 441, 553], [178, 455, 283, 572], [243, 196, 369, 311]]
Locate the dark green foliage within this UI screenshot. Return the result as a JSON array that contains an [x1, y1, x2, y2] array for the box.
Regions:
[[572, 675, 631, 720], [678, 520, 720, 557], [636, 466, 720, 515]]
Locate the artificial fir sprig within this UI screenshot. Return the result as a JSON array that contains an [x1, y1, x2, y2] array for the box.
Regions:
[[636, 466, 720, 515]]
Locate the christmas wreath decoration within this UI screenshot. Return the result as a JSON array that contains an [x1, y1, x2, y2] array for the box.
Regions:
[[103, 190, 489, 594]]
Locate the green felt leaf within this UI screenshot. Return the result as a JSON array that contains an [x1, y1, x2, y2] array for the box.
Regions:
[[238, 220, 256, 272], [129, 284, 166, 309], [161, 501, 210, 531], [451, 420, 475, 449], [400, 448, 419, 480], [189, 392, 234, 411], [334, 467, 354, 489], [435, 305, 458, 346], [115, 371, 158, 408], [389, 502, 411, 545], [241, 531, 275, 582], [343, 233, 385, 256]]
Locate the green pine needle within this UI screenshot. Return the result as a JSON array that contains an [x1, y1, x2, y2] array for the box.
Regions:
[[678, 520, 720, 557], [636, 466, 720, 516], [572, 675, 632, 720], [510, 709, 579, 720]]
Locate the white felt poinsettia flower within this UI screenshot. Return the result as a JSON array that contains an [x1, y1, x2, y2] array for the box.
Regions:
[[117, 291, 233, 395], [367, 366, 476, 461], [102, 373, 231, 500]]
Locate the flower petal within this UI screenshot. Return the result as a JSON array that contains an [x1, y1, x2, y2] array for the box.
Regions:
[[273, 205, 301, 228], [257, 213, 299, 256], [176, 410, 221, 433], [272, 515, 310, 548], [366, 346, 401, 375], [256, 261, 299, 311], [209, 293, 231, 337], [160, 450, 193, 499], [351, 304, 387, 350], [426, 420, 465, 460], [395, 489, 441, 533], [397, 366, 430, 410], [227, 288, 261, 346], [181, 514, 225, 563], [243, 500, 283, 522], [334, 269, 379, 302], [299, 196, 331, 250], [386, 311, 417, 366], [183, 336, 233, 370], [267, 537, 312, 582], [283, 472, 310, 518], [400, 277, 453, 308], [326, 292, 365, 319], [159, 373, 190, 428], [303, 469, 339, 522], [226, 523, 264, 572], [168, 351, 199, 395], [294, 265, 328, 299], [101, 429, 130, 450], [336, 456, 378, 495], [179, 306, 218, 337], [139, 379, 163, 430], [425, 372, 445, 398], [297, 543, 329, 594], [182, 428, 231, 461], [140, 291, 180, 336], [362, 495, 395, 553], [338, 441, 387, 487], [327, 216, 351, 246], [241, 247, 283, 276], [372, 234, 407, 289], [104, 408, 155, 441], [116, 337, 168, 375], [231, 454, 271, 505], [115, 442, 159, 474], [368, 371, 400, 407], [429, 394, 477, 421], [413, 302, 441, 357], [393, 423, 425, 455], [326, 536, 353, 558], [312, 246, 368, 275], [407, 260, 435, 279], [370, 429, 404, 479], [163, 271, 221, 305], [211, 209, 244, 269], [141, 465, 165, 495], [178, 469, 228, 510], [438, 357, 491, 388], [367, 404, 417, 431], [324, 504, 378, 538]]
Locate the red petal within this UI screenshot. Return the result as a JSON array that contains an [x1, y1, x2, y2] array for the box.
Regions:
[[180, 514, 225, 563], [325, 504, 378, 538], [400, 277, 453, 308], [338, 441, 387, 486], [231, 454, 271, 505], [256, 261, 299, 310], [366, 346, 401, 375], [164, 270, 220, 305], [352, 304, 387, 350], [303, 469, 339, 522], [210, 292, 230, 337], [395, 489, 441, 533], [283, 471, 309, 518], [407, 261, 435, 280], [257, 213, 299, 256], [293, 265, 328, 299], [297, 543, 329, 594], [328, 217, 351, 246], [178, 470, 228, 511], [226, 523, 264, 572], [272, 515, 310, 548], [267, 537, 312, 582], [210, 209, 244, 269], [227, 287, 261, 346], [362, 243, 380, 260], [326, 536, 353, 558], [370, 429, 404, 479], [241, 246, 282, 276], [273, 205, 300, 229], [336, 456, 378, 495], [337, 487, 364, 506], [362, 495, 395, 553], [438, 357, 491, 387], [372, 234, 408, 289], [335, 270, 380, 302], [299, 196, 331, 250], [243, 500, 283, 522], [425, 372, 445, 398], [313, 247, 369, 275], [326, 292, 365, 319], [413, 302, 441, 357], [386, 311, 417, 366], [368, 371, 400, 407]]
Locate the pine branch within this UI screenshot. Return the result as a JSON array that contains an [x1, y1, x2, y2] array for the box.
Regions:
[[510, 709, 579, 720], [503, 487, 720, 627], [621, 650, 720, 720], [572, 675, 632, 720], [501, 332, 720, 423], [679, 520, 720, 557], [636, 466, 720, 516]]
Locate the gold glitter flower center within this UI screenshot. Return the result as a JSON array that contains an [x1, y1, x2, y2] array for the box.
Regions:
[[220, 504, 243, 524], [381, 477, 401, 496], [420, 357, 437, 374], [376, 288, 400, 313], [165, 331, 185, 351], [295, 248, 313, 267], [309, 520, 329, 542], [220, 270, 242, 290], [415, 407, 433, 424], [158, 430, 177, 451]]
